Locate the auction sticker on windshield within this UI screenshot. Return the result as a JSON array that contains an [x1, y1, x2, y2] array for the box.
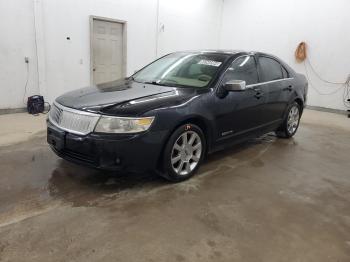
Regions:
[[197, 60, 222, 67]]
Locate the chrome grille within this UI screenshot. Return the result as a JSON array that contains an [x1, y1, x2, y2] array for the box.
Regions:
[[49, 102, 100, 135], [50, 103, 63, 124]]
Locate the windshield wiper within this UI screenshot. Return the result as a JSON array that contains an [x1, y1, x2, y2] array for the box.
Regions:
[[143, 80, 161, 85], [144, 81, 192, 88], [143, 80, 175, 87]]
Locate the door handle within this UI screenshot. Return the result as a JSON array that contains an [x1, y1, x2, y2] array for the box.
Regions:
[[253, 88, 264, 99], [284, 85, 292, 92], [254, 92, 264, 99]]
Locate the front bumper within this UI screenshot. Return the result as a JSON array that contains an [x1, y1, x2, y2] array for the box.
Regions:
[[47, 121, 167, 172]]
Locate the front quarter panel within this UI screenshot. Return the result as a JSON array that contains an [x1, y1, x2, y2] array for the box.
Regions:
[[145, 89, 218, 152]]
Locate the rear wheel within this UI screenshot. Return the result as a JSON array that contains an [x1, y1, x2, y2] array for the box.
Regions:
[[161, 124, 206, 182], [276, 102, 301, 138]]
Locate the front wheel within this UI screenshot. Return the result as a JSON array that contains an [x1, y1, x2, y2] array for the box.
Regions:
[[161, 124, 206, 182], [276, 102, 301, 138]]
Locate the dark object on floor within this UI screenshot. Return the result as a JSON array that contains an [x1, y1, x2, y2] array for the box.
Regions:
[[27, 95, 50, 115]]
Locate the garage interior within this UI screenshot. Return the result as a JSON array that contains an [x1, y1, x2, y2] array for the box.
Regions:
[[1, 0, 350, 261]]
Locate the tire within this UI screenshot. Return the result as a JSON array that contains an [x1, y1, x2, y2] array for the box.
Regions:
[[160, 124, 206, 182], [276, 102, 301, 138]]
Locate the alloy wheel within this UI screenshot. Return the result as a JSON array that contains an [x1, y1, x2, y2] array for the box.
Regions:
[[171, 131, 202, 176], [287, 105, 300, 134]]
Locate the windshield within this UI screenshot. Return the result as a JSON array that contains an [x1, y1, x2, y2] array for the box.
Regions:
[[133, 52, 229, 88]]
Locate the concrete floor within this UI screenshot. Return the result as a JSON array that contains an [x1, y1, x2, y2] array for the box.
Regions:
[[0, 110, 350, 262]]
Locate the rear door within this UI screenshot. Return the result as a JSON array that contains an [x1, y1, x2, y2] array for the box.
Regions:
[[257, 56, 292, 124], [215, 55, 266, 141]]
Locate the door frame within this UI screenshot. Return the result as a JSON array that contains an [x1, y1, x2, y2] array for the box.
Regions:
[[89, 15, 127, 85]]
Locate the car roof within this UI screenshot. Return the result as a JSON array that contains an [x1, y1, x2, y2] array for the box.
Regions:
[[176, 50, 280, 58], [178, 49, 244, 55]]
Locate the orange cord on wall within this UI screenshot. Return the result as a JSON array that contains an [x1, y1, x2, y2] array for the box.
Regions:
[[297, 41, 350, 109], [295, 42, 307, 62]]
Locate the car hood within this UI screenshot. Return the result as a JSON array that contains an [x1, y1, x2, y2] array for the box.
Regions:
[[55, 79, 198, 116]]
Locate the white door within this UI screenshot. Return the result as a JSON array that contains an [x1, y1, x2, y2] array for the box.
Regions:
[[92, 19, 125, 85]]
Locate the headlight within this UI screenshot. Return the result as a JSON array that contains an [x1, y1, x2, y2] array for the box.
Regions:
[[94, 116, 154, 133]]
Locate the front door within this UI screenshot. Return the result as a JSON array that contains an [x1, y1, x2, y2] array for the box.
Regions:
[[92, 19, 126, 85], [215, 55, 266, 141]]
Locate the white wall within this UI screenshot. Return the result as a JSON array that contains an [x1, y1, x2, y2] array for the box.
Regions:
[[41, 0, 160, 103], [157, 0, 222, 56], [220, 0, 350, 111], [6, 0, 347, 111], [0, 0, 223, 109], [0, 0, 39, 109]]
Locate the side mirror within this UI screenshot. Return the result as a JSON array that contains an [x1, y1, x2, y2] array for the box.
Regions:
[[223, 80, 246, 92]]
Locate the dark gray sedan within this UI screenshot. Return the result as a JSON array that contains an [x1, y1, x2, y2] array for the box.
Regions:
[[47, 50, 308, 181]]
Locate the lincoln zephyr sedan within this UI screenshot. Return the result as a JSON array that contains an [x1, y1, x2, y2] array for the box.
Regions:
[[47, 50, 308, 181]]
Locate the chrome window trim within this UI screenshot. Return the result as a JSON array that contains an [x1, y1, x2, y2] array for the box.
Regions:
[[48, 102, 101, 135], [246, 77, 294, 88]]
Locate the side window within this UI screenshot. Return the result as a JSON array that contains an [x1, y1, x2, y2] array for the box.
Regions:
[[222, 56, 258, 85], [259, 56, 283, 82]]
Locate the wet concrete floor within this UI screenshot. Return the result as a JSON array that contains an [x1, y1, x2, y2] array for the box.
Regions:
[[0, 113, 350, 261]]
